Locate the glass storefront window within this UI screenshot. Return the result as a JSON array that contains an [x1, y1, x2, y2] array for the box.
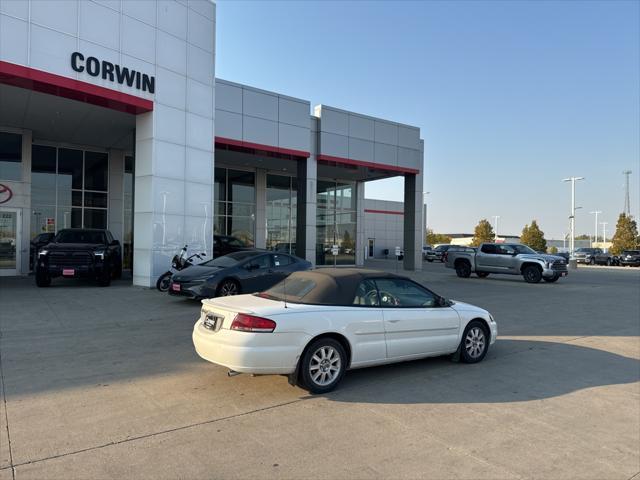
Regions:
[[31, 145, 109, 238], [0, 132, 22, 181], [214, 168, 256, 246], [266, 174, 297, 254], [316, 180, 357, 265]]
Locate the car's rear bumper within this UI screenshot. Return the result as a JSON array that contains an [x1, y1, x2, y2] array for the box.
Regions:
[[192, 321, 308, 374]]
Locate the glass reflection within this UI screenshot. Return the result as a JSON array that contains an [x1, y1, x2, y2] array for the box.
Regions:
[[316, 180, 356, 265]]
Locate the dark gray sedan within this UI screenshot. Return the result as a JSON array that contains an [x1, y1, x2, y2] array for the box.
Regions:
[[168, 250, 312, 299]]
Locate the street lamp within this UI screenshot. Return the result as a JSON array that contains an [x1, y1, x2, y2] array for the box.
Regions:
[[600, 222, 608, 243], [562, 177, 585, 256], [492, 215, 500, 241], [589, 210, 602, 246]]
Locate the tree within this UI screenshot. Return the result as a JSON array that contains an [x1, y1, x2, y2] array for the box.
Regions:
[[548, 246, 558, 254], [610, 213, 639, 255], [575, 234, 591, 240], [425, 229, 451, 245], [520, 220, 547, 252], [470, 219, 495, 246]]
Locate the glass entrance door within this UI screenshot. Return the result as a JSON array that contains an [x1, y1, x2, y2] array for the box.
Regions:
[[0, 208, 20, 276]]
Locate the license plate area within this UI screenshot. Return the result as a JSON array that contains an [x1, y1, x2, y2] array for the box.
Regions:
[[62, 268, 75, 276], [203, 313, 224, 332], [171, 283, 181, 292]]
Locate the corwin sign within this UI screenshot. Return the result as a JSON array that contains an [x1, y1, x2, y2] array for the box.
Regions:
[[71, 52, 155, 94]]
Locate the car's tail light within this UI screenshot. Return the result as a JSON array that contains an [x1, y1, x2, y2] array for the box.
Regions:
[[230, 313, 276, 333]]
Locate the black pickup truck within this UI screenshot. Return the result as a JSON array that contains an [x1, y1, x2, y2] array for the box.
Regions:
[[35, 229, 122, 287]]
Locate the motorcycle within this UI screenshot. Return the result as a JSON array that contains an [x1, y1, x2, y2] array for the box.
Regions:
[[156, 245, 207, 292]]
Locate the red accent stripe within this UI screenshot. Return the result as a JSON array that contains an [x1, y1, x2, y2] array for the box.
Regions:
[[364, 209, 404, 215], [215, 136, 310, 158], [317, 154, 419, 175], [0, 61, 153, 115]]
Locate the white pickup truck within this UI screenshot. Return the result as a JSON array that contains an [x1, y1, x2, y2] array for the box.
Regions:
[[444, 243, 569, 283]]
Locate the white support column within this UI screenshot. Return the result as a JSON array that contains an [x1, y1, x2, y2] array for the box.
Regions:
[[355, 180, 365, 266], [255, 168, 267, 249], [108, 149, 124, 244]]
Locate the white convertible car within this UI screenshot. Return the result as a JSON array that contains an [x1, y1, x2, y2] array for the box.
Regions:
[[193, 269, 497, 393]]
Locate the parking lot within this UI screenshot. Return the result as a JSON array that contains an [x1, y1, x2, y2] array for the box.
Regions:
[[1, 262, 639, 480]]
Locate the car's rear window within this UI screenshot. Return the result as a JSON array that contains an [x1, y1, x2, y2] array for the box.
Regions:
[[259, 277, 317, 302], [55, 230, 105, 244]]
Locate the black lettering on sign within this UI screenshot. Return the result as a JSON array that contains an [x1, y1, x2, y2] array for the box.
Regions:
[[70, 51, 155, 94]]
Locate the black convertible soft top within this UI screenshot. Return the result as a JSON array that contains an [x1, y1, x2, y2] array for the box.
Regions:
[[260, 268, 402, 306]]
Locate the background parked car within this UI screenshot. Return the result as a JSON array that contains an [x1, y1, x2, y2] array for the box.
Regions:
[[422, 245, 433, 261], [426, 244, 460, 262], [35, 229, 122, 287], [169, 250, 312, 299], [30, 232, 55, 270], [574, 247, 615, 265], [619, 250, 640, 267]]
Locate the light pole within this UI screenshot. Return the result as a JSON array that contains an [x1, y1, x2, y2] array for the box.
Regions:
[[589, 211, 601, 246], [492, 215, 500, 241], [562, 177, 584, 256], [422, 191, 430, 246], [600, 222, 608, 243]]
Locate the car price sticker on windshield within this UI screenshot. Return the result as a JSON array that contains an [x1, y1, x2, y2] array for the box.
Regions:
[[331, 245, 339, 256]]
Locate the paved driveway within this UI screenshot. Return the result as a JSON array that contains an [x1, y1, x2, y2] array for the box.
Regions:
[[0, 264, 638, 479]]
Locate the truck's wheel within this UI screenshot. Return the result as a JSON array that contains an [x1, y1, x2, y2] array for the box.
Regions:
[[36, 270, 51, 287], [543, 274, 560, 283], [455, 261, 472, 278], [476, 272, 489, 278], [523, 265, 542, 283]]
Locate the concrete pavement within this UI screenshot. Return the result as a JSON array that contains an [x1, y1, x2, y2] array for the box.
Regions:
[[0, 263, 638, 479]]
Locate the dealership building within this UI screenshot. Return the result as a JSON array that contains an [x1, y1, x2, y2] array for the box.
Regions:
[[0, 0, 425, 286]]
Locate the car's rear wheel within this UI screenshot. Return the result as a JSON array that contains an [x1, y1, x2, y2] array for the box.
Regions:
[[476, 272, 489, 278], [35, 270, 51, 287], [455, 261, 471, 278], [522, 265, 542, 283], [217, 279, 239, 297], [460, 321, 489, 363], [156, 272, 172, 292], [543, 274, 560, 283], [300, 338, 346, 394]]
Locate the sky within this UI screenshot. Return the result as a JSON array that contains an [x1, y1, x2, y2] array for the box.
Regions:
[[215, 0, 640, 239]]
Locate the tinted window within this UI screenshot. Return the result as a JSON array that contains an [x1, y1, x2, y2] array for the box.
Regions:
[[272, 254, 293, 267], [481, 244, 497, 254], [202, 250, 258, 267], [496, 244, 516, 255], [353, 279, 379, 306], [0, 132, 22, 181], [84, 151, 108, 191], [512, 244, 537, 254], [246, 254, 271, 270], [374, 278, 438, 308], [55, 230, 106, 244]]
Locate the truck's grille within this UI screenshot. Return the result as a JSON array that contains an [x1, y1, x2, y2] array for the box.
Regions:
[[50, 252, 94, 266], [551, 261, 568, 272]]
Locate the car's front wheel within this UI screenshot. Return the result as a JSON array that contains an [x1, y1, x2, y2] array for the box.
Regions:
[[299, 338, 346, 394], [460, 321, 489, 363], [476, 272, 489, 278], [35, 270, 51, 287], [522, 265, 542, 283]]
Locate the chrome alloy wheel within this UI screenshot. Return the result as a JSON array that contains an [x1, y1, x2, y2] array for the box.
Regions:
[[309, 346, 342, 386], [465, 327, 486, 359], [219, 281, 238, 296]]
